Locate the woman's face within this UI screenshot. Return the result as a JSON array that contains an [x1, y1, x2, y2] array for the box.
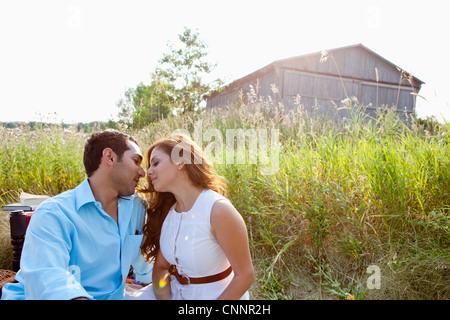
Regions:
[[147, 147, 179, 193]]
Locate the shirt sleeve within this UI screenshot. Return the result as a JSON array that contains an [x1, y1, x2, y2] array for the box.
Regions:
[[132, 256, 154, 284], [19, 206, 93, 300], [129, 196, 153, 283]]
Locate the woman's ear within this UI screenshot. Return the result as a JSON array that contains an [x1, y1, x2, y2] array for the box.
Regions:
[[177, 161, 185, 170]]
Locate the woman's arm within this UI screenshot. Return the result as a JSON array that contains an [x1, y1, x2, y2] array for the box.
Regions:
[[211, 200, 255, 300], [151, 249, 172, 300]]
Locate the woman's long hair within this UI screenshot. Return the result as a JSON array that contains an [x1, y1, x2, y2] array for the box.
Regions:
[[138, 133, 227, 262]]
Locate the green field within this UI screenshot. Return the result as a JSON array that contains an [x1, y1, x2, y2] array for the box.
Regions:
[[1, 101, 449, 299]]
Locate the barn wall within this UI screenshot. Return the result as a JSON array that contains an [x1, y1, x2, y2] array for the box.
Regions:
[[276, 46, 412, 87], [206, 70, 280, 108], [282, 69, 360, 114], [281, 68, 417, 117], [359, 82, 416, 111], [206, 45, 422, 119]]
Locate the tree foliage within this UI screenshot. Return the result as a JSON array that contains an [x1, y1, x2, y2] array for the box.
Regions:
[[154, 27, 222, 114], [117, 27, 222, 128], [117, 80, 174, 129]]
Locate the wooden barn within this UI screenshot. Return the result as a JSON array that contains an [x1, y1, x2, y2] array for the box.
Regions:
[[205, 44, 424, 119]]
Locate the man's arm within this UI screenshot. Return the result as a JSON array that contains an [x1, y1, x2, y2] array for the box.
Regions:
[[129, 196, 153, 284], [19, 208, 93, 300]]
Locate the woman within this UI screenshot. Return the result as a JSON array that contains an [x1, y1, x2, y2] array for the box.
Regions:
[[135, 133, 254, 300]]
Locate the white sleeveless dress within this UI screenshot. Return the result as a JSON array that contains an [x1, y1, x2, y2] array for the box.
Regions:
[[161, 189, 249, 300], [124, 189, 250, 300]]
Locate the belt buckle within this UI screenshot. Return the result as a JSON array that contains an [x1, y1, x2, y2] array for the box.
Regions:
[[168, 265, 177, 275], [169, 265, 191, 285]]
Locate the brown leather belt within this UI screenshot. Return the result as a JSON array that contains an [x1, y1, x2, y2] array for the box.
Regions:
[[168, 265, 232, 285]]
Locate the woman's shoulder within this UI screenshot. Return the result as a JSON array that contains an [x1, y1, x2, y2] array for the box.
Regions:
[[201, 189, 228, 202], [204, 189, 236, 216], [209, 195, 244, 236], [198, 189, 230, 210], [193, 189, 231, 221]]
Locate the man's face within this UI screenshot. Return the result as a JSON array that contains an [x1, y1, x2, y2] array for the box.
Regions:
[[112, 140, 145, 197]]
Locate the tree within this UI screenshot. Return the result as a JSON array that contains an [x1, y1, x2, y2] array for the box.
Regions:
[[117, 79, 174, 129], [117, 27, 221, 127], [154, 27, 222, 114]]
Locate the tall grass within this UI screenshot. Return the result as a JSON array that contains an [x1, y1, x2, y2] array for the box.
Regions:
[[0, 100, 449, 299], [0, 124, 87, 205]]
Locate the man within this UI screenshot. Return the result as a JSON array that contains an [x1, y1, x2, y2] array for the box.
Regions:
[[2, 130, 152, 300]]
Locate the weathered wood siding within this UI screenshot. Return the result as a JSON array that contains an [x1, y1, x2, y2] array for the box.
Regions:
[[206, 68, 279, 108], [205, 44, 423, 119], [277, 46, 405, 85], [282, 69, 360, 113]]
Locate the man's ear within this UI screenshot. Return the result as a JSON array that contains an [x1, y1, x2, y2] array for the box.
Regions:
[[102, 148, 115, 167]]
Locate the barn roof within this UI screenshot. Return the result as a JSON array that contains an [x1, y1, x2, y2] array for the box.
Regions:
[[206, 43, 424, 99]]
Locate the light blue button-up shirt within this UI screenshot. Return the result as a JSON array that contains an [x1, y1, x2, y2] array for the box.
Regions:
[[1, 179, 152, 300]]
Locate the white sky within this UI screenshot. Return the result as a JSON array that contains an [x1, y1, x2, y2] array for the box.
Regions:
[[1, 0, 449, 123]]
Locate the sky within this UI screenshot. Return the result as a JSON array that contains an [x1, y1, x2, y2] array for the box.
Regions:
[[1, 0, 449, 123]]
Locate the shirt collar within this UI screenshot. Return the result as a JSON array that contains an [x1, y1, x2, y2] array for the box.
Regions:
[[74, 178, 135, 212], [74, 178, 97, 211]]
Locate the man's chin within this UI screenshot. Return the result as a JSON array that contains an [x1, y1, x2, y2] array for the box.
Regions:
[[119, 188, 136, 197]]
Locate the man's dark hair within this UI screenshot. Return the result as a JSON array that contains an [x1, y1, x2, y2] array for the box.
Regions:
[[83, 130, 139, 177]]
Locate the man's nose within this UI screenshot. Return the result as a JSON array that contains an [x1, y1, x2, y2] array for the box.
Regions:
[[138, 166, 145, 178]]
